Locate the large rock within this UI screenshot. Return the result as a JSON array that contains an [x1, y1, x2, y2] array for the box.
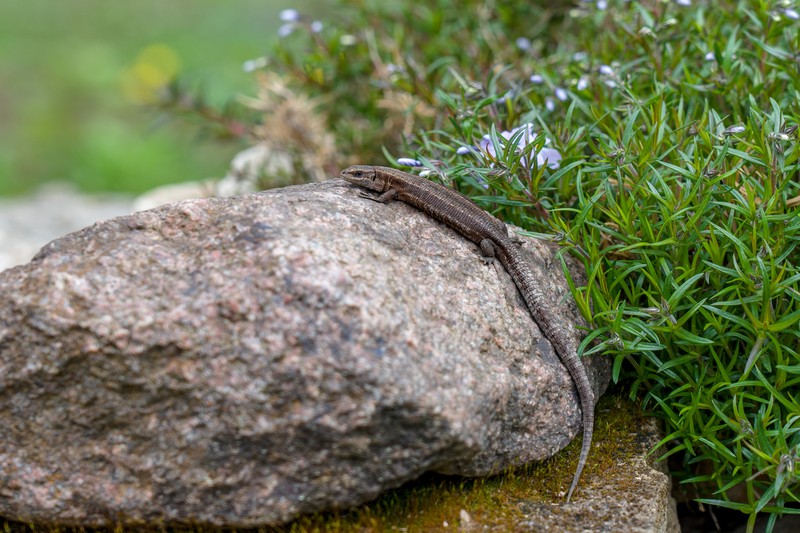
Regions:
[[0, 180, 609, 527]]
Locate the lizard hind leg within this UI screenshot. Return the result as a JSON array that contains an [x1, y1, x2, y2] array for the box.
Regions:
[[479, 238, 498, 265]]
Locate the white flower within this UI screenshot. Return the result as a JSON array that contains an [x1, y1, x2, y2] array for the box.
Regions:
[[397, 157, 423, 167], [340, 34, 357, 46], [597, 0, 608, 10], [279, 9, 300, 22], [783, 8, 800, 20], [555, 87, 568, 101], [573, 51, 588, 62], [545, 98, 556, 112], [310, 20, 324, 33], [675, 0, 691, 5], [477, 123, 562, 169], [456, 146, 472, 155], [599, 64, 614, 76], [577, 76, 590, 91], [704, 51, 716, 61], [639, 26, 656, 38], [242, 57, 268, 72], [529, 74, 544, 84]]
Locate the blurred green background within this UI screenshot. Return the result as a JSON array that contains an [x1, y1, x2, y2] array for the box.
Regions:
[[0, 0, 322, 196]]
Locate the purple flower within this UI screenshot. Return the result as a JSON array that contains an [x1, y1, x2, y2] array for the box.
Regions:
[[397, 157, 423, 167], [279, 9, 300, 22], [477, 123, 562, 169], [722, 125, 745, 137], [554, 87, 568, 101], [310, 20, 324, 33], [529, 74, 544, 84], [278, 24, 295, 38], [536, 147, 563, 168], [456, 146, 472, 155]]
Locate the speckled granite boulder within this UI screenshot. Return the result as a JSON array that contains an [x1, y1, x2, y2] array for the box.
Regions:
[[0, 180, 609, 527]]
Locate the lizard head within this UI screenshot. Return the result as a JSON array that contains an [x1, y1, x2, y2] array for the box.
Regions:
[[340, 165, 387, 192]]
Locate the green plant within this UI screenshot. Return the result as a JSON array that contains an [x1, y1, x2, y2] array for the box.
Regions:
[[169, 0, 800, 529]]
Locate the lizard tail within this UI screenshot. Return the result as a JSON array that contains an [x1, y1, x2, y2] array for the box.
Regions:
[[566, 384, 595, 502]]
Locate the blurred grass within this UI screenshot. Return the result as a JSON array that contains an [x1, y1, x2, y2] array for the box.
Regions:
[[0, 0, 324, 196]]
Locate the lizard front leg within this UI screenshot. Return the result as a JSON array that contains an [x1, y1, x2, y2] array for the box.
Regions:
[[358, 189, 398, 203]]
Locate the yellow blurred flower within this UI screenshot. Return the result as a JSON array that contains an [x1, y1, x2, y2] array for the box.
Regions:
[[120, 43, 180, 104]]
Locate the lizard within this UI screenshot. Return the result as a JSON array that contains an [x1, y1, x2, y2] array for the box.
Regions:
[[340, 164, 595, 502]]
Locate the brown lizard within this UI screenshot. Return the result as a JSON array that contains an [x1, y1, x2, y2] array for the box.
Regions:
[[340, 164, 595, 502]]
